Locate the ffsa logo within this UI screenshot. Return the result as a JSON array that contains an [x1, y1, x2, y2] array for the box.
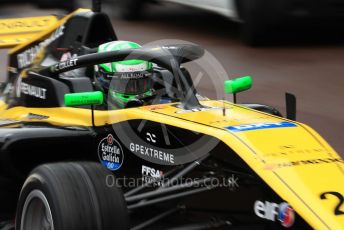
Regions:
[[254, 200, 295, 228], [142, 165, 163, 185]]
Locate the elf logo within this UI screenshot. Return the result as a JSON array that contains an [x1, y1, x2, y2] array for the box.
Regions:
[[254, 200, 295, 228]]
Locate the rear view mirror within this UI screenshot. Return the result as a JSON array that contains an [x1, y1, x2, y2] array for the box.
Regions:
[[64, 91, 104, 107], [224, 76, 252, 94]]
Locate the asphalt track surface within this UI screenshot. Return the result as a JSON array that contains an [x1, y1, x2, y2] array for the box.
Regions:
[[0, 3, 344, 156]]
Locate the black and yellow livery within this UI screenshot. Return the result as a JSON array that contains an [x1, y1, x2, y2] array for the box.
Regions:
[[0, 8, 343, 230]]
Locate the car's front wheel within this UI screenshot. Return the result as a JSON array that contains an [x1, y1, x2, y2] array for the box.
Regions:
[[15, 162, 129, 230]]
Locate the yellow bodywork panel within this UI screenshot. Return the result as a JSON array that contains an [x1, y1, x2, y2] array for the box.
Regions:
[[5, 8, 91, 51], [0, 16, 58, 48], [0, 100, 343, 229]]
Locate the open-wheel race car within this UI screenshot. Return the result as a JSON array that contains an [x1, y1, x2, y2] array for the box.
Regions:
[[0, 2, 343, 230]]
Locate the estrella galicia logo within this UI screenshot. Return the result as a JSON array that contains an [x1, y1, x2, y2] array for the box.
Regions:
[[98, 134, 123, 171], [278, 202, 295, 228], [226, 122, 297, 132]]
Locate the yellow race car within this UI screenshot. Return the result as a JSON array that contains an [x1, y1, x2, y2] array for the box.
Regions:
[[0, 3, 343, 230]]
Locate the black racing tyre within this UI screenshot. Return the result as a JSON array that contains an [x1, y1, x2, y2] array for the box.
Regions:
[[116, 0, 146, 20], [236, 0, 269, 46], [15, 162, 129, 230]]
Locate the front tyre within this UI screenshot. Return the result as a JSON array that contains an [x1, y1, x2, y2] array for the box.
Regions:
[[15, 162, 129, 230]]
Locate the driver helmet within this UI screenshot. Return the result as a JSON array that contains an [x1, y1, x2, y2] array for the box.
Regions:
[[95, 41, 153, 108]]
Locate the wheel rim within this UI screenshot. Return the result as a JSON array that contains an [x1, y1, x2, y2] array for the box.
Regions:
[[21, 189, 54, 230]]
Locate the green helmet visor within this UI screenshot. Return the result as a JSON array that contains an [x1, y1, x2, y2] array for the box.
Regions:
[[99, 70, 152, 95]]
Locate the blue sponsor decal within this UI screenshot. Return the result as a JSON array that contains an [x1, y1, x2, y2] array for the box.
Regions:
[[225, 121, 297, 132], [100, 161, 121, 171]]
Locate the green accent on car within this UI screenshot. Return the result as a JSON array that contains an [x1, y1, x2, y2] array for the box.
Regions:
[[64, 91, 104, 107], [224, 76, 252, 94]]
